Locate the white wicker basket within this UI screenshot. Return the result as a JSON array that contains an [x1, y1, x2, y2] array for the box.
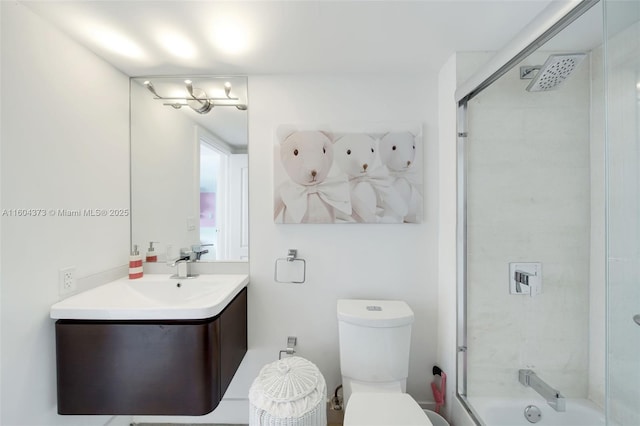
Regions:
[[249, 356, 327, 426]]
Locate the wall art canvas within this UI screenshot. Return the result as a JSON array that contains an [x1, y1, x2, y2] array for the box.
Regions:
[[273, 124, 423, 224]]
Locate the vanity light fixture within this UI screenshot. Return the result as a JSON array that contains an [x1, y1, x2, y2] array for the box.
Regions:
[[143, 79, 247, 114]]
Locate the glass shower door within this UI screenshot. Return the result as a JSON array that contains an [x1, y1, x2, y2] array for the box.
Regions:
[[605, 1, 640, 424]]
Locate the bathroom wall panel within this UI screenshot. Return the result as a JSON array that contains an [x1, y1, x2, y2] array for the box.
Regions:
[[247, 73, 439, 405], [1, 3, 129, 425]]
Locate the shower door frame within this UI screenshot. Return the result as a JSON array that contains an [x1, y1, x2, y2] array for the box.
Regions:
[[454, 0, 600, 422]]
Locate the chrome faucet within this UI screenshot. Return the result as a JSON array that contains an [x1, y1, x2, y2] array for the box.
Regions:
[[519, 369, 565, 412], [168, 248, 199, 279]]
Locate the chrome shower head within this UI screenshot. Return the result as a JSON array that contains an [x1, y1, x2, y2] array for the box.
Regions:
[[522, 53, 586, 92]]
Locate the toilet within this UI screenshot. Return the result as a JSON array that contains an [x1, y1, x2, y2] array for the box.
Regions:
[[337, 299, 434, 426]]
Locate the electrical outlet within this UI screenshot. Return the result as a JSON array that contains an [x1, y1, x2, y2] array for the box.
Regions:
[[59, 267, 77, 296]]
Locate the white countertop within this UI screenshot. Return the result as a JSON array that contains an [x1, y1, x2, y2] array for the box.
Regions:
[[50, 274, 249, 320]]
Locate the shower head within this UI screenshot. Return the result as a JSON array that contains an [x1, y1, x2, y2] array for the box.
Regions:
[[521, 53, 586, 92]]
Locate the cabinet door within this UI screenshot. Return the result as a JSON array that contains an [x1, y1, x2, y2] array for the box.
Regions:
[[219, 287, 248, 396], [55, 319, 220, 415]]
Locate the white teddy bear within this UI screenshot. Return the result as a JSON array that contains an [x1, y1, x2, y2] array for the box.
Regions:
[[274, 130, 352, 223], [378, 131, 423, 223], [333, 133, 406, 223]]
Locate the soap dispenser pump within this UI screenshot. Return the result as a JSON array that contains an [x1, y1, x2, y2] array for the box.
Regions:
[[129, 244, 143, 279], [145, 241, 159, 263]]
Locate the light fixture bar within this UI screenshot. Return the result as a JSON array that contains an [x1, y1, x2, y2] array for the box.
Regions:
[[142, 79, 247, 113], [156, 96, 240, 101]]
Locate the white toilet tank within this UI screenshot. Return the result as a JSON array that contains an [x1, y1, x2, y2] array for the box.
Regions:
[[337, 299, 414, 403]]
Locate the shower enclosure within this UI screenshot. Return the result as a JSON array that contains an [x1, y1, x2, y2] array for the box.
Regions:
[[455, 0, 640, 424]]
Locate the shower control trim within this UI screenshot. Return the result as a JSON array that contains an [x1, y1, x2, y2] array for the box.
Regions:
[[509, 262, 542, 296]]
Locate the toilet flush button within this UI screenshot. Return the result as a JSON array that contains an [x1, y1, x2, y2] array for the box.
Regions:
[[366, 306, 382, 311]]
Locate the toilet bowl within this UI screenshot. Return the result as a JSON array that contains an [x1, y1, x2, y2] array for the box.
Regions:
[[337, 299, 434, 426], [424, 409, 449, 426], [344, 393, 433, 426]]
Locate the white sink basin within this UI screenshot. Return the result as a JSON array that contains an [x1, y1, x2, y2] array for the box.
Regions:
[[50, 274, 249, 320]]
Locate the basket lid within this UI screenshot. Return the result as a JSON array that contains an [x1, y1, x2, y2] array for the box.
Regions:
[[257, 356, 321, 402], [249, 356, 326, 419]]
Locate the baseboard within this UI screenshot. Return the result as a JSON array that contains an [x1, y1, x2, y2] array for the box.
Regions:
[[104, 415, 133, 426], [418, 400, 438, 411]]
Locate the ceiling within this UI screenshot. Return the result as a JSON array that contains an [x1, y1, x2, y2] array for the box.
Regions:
[[22, 1, 606, 147], [23, 0, 562, 76]]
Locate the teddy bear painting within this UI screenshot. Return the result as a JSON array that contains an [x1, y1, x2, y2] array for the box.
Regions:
[[274, 126, 422, 224], [274, 130, 352, 223], [378, 131, 423, 223]]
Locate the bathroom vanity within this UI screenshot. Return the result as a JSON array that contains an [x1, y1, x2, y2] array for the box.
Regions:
[[51, 274, 249, 415]]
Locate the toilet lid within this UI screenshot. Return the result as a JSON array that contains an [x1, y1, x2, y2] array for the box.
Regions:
[[344, 393, 434, 426]]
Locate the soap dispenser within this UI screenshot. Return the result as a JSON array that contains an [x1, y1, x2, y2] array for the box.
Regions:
[[129, 244, 143, 279], [145, 241, 159, 263]]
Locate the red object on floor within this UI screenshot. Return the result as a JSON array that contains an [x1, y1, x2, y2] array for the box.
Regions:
[[431, 369, 446, 414]]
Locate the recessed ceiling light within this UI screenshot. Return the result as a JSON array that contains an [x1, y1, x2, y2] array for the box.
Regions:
[[158, 31, 197, 59], [89, 26, 144, 59], [212, 20, 250, 55]]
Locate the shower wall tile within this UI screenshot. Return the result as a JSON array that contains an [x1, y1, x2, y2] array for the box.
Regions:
[[465, 50, 591, 398]]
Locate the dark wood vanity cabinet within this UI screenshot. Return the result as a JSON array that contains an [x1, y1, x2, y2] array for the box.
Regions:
[[55, 287, 247, 415]]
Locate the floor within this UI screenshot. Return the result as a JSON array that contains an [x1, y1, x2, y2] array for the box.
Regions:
[[133, 403, 345, 426]]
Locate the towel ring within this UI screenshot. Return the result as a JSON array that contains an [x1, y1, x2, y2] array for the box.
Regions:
[[274, 249, 306, 284]]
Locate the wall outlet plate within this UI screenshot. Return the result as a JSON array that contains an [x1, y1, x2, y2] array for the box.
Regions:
[[509, 262, 542, 296], [59, 266, 77, 296]]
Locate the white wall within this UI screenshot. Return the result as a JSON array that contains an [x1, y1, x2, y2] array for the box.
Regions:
[[248, 73, 440, 405], [1, 7, 442, 423], [1, 3, 130, 425], [139, 73, 441, 426], [436, 53, 459, 422]]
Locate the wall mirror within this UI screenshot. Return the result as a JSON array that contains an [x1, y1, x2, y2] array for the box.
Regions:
[[130, 76, 248, 262]]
